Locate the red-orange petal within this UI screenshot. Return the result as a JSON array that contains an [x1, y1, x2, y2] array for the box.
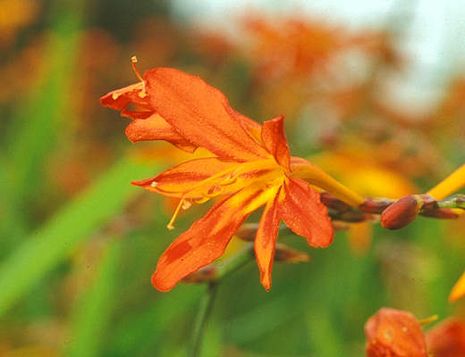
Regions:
[[144, 67, 269, 162], [261, 116, 290, 170], [132, 157, 237, 198], [365, 308, 428, 357], [449, 270, 465, 302], [125, 113, 196, 152], [151, 189, 260, 291], [426, 318, 465, 356], [254, 192, 281, 291], [279, 178, 333, 248], [100, 82, 152, 117], [227, 106, 263, 144]]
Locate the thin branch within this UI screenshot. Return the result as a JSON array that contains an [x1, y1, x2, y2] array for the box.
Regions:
[[189, 282, 219, 357]]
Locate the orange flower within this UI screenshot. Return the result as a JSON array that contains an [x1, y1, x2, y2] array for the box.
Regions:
[[426, 318, 465, 357], [100, 59, 363, 292], [240, 16, 351, 80], [365, 308, 428, 357]]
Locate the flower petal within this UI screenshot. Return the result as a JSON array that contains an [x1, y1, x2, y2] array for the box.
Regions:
[[227, 107, 263, 144], [254, 192, 281, 291], [151, 189, 261, 291], [144, 67, 269, 161], [365, 308, 428, 357], [449, 270, 465, 302], [291, 157, 364, 207], [427, 163, 465, 200], [426, 318, 465, 356], [125, 113, 196, 152], [279, 178, 333, 247], [100, 82, 152, 118], [261, 116, 290, 170], [132, 157, 238, 199]]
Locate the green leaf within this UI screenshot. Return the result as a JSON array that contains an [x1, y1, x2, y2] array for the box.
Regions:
[[0, 157, 154, 316], [66, 239, 122, 357], [1, 3, 84, 240]]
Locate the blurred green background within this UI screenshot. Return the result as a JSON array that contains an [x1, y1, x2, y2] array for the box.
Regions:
[[1, 0, 465, 356]]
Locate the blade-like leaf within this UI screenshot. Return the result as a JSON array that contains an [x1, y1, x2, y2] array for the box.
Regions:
[[1, 2, 84, 241], [0, 157, 154, 316], [66, 239, 122, 357]]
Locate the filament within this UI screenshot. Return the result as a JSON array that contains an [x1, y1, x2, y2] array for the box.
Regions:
[[130, 55, 147, 98], [167, 199, 185, 230]]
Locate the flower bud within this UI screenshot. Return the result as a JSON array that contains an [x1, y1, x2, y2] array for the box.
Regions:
[[421, 208, 459, 219], [320, 192, 351, 212], [359, 198, 392, 214], [365, 308, 428, 357], [235, 223, 259, 242], [274, 243, 310, 263], [182, 265, 217, 284], [381, 195, 420, 230], [426, 318, 465, 356]]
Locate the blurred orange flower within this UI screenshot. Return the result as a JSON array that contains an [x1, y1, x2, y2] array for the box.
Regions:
[[365, 308, 428, 357], [240, 16, 353, 81], [0, 0, 38, 48], [101, 61, 364, 291], [426, 318, 465, 357]]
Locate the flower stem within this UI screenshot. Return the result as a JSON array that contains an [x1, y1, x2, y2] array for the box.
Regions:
[[189, 282, 219, 357], [436, 194, 465, 210], [216, 244, 253, 280]]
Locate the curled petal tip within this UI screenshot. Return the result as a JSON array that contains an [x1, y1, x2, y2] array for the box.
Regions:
[[151, 273, 174, 292], [260, 279, 271, 292]]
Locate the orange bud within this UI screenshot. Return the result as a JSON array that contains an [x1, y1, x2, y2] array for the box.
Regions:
[[365, 308, 428, 357], [235, 223, 259, 242], [181, 265, 217, 284], [360, 198, 392, 214], [426, 318, 465, 357], [421, 207, 459, 219], [320, 192, 351, 212], [274, 243, 310, 263], [381, 195, 420, 230]]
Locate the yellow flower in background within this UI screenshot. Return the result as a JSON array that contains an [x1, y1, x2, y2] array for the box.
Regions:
[[312, 149, 416, 199], [312, 147, 416, 254], [0, 0, 38, 47], [425, 164, 465, 302], [449, 271, 465, 302]]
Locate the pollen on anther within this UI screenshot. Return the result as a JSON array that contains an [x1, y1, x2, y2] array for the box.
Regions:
[[182, 200, 192, 210], [150, 181, 158, 188]]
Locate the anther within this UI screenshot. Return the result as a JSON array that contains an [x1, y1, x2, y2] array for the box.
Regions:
[[181, 200, 192, 210], [150, 181, 158, 188]]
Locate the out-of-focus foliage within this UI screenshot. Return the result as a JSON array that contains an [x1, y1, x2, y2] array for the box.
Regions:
[[1, 1, 465, 356]]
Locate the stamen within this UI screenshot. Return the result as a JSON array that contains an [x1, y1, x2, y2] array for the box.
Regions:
[[417, 314, 438, 326], [130, 56, 147, 98], [182, 200, 192, 210], [167, 199, 185, 230], [131, 56, 144, 82]]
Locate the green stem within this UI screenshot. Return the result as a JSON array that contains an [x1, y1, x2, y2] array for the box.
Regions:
[[189, 282, 219, 357], [436, 194, 465, 210], [216, 244, 253, 280]]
